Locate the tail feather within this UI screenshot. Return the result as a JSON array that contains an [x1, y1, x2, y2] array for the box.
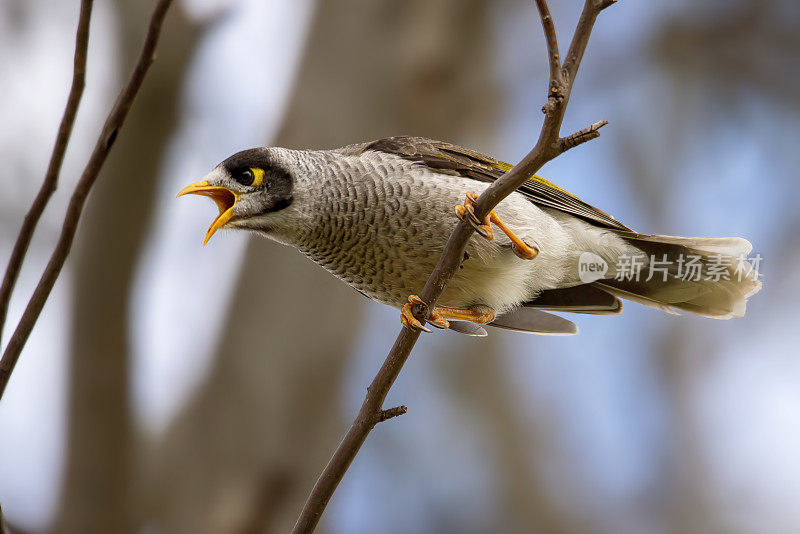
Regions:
[[603, 232, 762, 319], [592, 282, 678, 315]]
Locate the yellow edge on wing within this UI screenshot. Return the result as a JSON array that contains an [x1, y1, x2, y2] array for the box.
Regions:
[[491, 161, 576, 197]]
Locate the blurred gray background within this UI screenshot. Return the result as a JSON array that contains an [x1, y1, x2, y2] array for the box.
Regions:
[[1, 0, 798, 532]]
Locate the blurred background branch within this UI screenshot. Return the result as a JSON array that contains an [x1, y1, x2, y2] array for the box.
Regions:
[[0, 0, 92, 345], [53, 1, 197, 531], [0, 0, 175, 400]]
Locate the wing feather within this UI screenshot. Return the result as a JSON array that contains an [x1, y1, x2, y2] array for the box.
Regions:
[[365, 136, 631, 231]]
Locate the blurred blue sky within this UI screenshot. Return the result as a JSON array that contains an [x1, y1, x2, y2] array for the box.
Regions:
[[1, 0, 798, 532]]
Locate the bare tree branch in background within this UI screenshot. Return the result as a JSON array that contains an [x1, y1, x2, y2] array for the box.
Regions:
[[292, 0, 617, 531], [0, 0, 175, 400], [53, 2, 202, 531], [0, 0, 92, 347]]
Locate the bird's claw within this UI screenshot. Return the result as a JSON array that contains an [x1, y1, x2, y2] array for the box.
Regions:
[[454, 192, 493, 240], [401, 295, 431, 332], [512, 239, 539, 260], [400, 295, 449, 332], [454, 191, 539, 261]]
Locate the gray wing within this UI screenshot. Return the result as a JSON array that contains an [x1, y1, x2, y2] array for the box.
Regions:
[[364, 136, 631, 231]]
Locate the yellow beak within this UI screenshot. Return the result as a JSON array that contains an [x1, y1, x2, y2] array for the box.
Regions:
[[177, 180, 238, 245]]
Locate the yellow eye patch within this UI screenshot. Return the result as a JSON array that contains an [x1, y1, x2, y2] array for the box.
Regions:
[[250, 167, 265, 187]]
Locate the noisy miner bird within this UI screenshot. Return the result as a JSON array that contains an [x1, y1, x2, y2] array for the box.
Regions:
[[178, 136, 762, 336]]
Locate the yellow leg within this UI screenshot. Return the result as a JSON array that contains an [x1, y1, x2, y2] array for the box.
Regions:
[[434, 304, 495, 325], [454, 192, 539, 260], [400, 295, 495, 332]]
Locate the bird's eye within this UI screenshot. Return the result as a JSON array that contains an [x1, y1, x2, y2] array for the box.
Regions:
[[235, 167, 265, 187], [236, 169, 255, 186]]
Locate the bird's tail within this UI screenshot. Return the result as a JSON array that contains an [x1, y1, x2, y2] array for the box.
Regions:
[[593, 232, 762, 319]]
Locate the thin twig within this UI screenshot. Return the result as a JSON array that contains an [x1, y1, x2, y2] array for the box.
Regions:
[[378, 405, 407, 423], [562, 0, 617, 85], [534, 0, 564, 115], [291, 1, 617, 532], [0, 0, 93, 345], [559, 120, 609, 151], [0, 0, 175, 400], [535, 0, 561, 85]]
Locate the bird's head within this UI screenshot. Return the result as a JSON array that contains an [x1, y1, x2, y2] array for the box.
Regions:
[[178, 148, 294, 244]]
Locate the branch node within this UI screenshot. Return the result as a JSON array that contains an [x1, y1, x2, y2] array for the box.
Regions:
[[378, 406, 407, 423], [104, 128, 119, 151], [541, 79, 567, 116], [459, 250, 470, 269], [598, 0, 618, 11]]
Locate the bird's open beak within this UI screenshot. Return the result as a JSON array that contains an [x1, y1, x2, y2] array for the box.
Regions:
[[177, 180, 238, 245]]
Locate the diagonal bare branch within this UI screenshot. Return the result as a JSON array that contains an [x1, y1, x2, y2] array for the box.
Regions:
[[0, 0, 93, 345], [0, 0, 176, 400], [291, 1, 617, 532]]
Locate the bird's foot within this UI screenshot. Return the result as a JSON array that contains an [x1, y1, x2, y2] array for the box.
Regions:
[[491, 214, 540, 260], [454, 192, 494, 239], [400, 295, 448, 333], [436, 303, 495, 325], [400, 295, 495, 332], [454, 192, 540, 260]]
